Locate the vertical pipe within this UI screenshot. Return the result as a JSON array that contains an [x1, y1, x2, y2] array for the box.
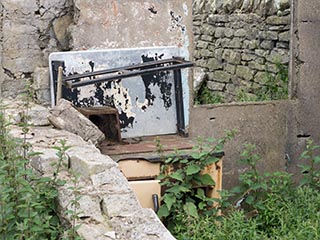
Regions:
[[174, 69, 185, 135]]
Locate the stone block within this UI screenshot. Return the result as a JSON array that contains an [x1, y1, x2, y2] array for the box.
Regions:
[[243, 40, 259, 50], [206, 58, 223, 70], [254, 71, 269, 84], [278, 31, 290, 42], [110, 209, 175, 240], [248, 61, 266, 71], [215, 38, 230, 47], [276, 42, 290, 49], [224, 28, 234, 38], [214, 27, 225, 38], [260, 40, 274, 50], [52, 14, 73, 50], [202, 24, 215, 35], [201, 35, 213, 42], [197, 40, 209, 49], [207, 81, 225, 91], [255, 49, 269, 57], [236, 66, 254, 80], [77, 224, 114, 240], [208, 14, 229, 23], [90, 167, 132, 194], [225, 64, 236, 74], [227, 38, 242, 48], [68, 150, 117, 178], [222, 49, 241, 64], [266, 49, 289, 64], [199, 49, 213, 57], [193, 67, 208, 92], [48, 99, 105, 146], [259, 31, 278, 40], [266, 16, 290, 25], [234, 29, 247, 37], [101, 192, 141, 217], [215, 48, 224, 60], [209, 70, 231, 83], [241, 52, 256, 61]]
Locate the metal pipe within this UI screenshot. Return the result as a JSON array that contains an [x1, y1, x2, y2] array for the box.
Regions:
[[152, 194, 159, 212]]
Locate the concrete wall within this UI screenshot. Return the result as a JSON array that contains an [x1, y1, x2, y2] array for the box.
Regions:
[[286, 0, 320, 174], [189, 100, 293, 188]]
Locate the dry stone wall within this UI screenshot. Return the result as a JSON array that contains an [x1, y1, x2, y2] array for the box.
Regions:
[[5, 98, 175, 240], [193, 0, 290, 102]]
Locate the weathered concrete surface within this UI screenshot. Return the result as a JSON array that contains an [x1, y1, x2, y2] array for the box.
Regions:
[[189, 100, 293, 189], [6, 99, 175, 240], [286, 0, 320, 175], [71, 0, 193, 57], [48, 99, 105, 146]]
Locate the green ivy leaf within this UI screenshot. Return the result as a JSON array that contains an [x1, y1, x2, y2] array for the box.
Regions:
[[199, 174, 215, 186], [191, 152, 201, 160], [183, 202, 198, 218], [157, 205, 170, 218], [163, 194, 176, 211], [170, 171, 184, 182], [186, 164, 201, 175], [195, 188, 206, 200], [205, 156, 219, 165]]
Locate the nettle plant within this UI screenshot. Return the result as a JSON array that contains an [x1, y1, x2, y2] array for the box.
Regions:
[[0, 98, 82, 239], [156, 130, 237, 230]]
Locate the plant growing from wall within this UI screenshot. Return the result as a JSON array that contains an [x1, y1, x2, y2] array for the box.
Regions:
[[156, 130, 237, 231], [194, 80, 225, 105], [236, 62, 289, 102]]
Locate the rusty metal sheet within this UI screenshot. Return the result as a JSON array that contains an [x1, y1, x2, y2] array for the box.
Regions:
[[49, 47, 190, 138]]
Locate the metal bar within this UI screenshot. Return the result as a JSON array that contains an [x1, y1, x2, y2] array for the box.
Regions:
[[63, 58, 182, 82], [174, 69, 185, 135], [66, 61, 193, 89]]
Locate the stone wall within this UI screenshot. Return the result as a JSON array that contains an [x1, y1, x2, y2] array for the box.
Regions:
[[0, 0, 74, 102], [5, 98, 175, 240], [0, 0, 193, 106], [193, 0, 291, 102]]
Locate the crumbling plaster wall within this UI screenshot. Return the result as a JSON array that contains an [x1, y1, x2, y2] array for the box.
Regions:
[[0, 0, 193, 107]]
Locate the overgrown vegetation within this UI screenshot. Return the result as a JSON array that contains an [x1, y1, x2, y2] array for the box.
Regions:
[[195, 62, 288, 104], [156, 130, 237, 231], [194, 80, 225, 105], [158, 135, 320, 240], [0, 103, 82, 239]]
